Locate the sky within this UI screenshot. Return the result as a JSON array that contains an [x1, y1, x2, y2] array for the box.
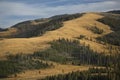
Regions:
[[0, 0, 120, 28]]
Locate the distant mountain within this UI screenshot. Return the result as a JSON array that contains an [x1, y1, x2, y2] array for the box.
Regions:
[[0, 28, 3, 31], [107, 10, 120, 14], [0, 28, 8, 32]]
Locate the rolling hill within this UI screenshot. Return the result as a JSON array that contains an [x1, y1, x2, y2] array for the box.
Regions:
[[0, 11, 120, 80], [0, 13, 83, 38], [0, 12, 119, 57]]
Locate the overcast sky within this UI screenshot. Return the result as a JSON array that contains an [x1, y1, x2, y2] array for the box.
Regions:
[[0, 0, 120, 28]]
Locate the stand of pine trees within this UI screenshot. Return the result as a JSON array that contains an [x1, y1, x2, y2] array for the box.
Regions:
[[40, 70, 109, 80], [33, 38, 118, 66], [41, 55, 120, 80], [35, 38, 120, 80]]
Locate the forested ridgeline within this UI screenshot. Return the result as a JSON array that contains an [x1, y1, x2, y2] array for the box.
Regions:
[[0, 13, 83, 38], [0, 28, 8, 32], [107, 10, 120, 14], [97, 13, 120, 46]]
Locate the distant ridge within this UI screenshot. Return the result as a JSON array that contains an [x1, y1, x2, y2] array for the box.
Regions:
[[0, 13, 83, 38], [0, 28, 8, 32], [107, 10, 120, 14]]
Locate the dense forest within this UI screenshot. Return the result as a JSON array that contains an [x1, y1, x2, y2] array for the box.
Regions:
[[41, 59, 120, 80], [40, 68, 120, 80], [40, 52, 120, 80], [40, 69, 109, 80]]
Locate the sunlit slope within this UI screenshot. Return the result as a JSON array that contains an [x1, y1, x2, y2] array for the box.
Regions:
[[13, 64, 90, 80], [0, 28, 17, 37], [0, 13, 117, 57]]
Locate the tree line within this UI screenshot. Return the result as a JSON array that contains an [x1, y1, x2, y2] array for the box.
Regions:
[[0, 13, 83, 38], [33, 38, 117, 66], [40, 53, 120, 80], [0, 54, 52, 78]]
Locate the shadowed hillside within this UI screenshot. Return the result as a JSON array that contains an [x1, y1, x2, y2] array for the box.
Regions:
[[0, 13, 83, 38], [107, 10, 120, 14], [97, 13, 120, 46]]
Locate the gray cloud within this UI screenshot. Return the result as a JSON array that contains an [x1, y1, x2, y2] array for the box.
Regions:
[[0, 0, 120, 28]]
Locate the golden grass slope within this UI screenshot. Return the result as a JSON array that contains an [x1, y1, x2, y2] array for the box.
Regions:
[[0, 28, 17, 37], [4, 61, 91, 80], [0, 13, 118, 57], [16, 65, 90, 80]]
